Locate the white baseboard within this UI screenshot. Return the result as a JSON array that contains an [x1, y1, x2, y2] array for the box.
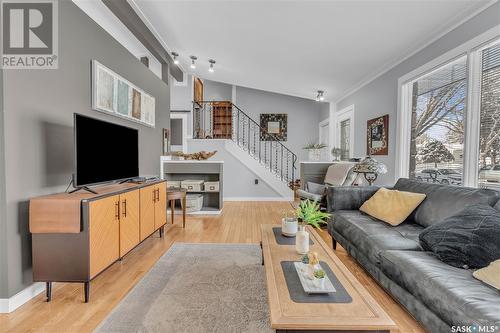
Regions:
[[224, 197, 293, 201], [0, 282, 45, 313]]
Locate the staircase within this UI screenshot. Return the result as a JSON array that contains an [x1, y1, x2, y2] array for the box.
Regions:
[[193, 101, 297, 197]]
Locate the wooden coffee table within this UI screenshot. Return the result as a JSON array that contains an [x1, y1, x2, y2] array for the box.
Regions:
[[260, 225, 397, 332]]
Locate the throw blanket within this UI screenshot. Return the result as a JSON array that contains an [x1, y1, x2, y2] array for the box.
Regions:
[[324, 162, 355, 186]]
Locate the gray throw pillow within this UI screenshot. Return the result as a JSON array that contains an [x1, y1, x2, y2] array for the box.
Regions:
[[419, 204, 500, 269]]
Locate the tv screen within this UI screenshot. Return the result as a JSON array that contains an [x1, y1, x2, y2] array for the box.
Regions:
[[75, 114, 139, 186]]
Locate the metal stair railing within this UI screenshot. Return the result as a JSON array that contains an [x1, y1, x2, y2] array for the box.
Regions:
[[193, 101, 297, 184]]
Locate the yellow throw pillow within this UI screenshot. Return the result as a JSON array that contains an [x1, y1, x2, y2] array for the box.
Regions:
[[360, 187, 426, 226], [473, 259, 500, 290]]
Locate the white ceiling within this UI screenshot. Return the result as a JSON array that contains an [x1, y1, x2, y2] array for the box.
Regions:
[[131, 0, 492, 102]]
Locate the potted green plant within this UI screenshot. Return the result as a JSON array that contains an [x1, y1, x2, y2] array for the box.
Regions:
[[295, 200, 331, 229], [313, 268, 326, 288], [303, 142, 327, 161], [294, 200, 331, 254]]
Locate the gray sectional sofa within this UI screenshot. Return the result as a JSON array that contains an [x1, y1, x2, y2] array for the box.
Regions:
[[327, 178, 500, 332]]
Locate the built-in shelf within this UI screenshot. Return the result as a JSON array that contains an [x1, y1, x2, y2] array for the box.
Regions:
[[161, 158, 223, 214]]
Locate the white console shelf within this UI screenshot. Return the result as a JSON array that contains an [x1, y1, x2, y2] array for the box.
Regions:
[[160, 157, 224, 215]]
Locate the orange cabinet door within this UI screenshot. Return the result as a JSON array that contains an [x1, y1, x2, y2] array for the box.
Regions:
[[89, 195, 120, 278], [119, 190, 140, 257], [139, 185, 156, 241], [155, 182, 167, 229]]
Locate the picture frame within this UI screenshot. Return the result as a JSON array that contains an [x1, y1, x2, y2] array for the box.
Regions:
[[260, 113, 288, 141], [92, 60, 156, 127], [367, 114, 389, 155]]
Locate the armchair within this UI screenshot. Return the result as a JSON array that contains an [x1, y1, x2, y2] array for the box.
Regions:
[[297, 162, 357, 205]]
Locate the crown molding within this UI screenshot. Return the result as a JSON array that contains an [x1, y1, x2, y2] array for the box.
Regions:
[[334, 0, 498, 104]]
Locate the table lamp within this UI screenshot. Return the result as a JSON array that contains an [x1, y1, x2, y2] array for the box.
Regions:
[[353, 156, 387, 185]]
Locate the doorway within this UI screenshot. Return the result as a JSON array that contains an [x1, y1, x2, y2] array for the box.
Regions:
[[335, 105, 354, 160], [170, 113, 188, 153]]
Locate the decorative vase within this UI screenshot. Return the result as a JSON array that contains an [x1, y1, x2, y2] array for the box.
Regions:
[[308, 149, 321, 162], [281, 217, 298, 237], [295, 224, 310, 254]]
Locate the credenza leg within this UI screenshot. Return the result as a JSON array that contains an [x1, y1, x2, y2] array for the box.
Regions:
[[159, 226, 164, 238], [332, 238, 337, 251], [260, 241, 264, 265], [46, 282, 52, 302], [84, 282, 90, 303]]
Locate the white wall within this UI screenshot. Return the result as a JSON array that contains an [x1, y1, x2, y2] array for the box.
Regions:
[[187, 139, 281, 198]]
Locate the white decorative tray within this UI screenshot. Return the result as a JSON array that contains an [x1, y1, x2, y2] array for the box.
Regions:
[[294, 262, 336, 294]]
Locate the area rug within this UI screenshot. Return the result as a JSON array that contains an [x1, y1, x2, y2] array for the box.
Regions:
[[93, 243, 272, 333]]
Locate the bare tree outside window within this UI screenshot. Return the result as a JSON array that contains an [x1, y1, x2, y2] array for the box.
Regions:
[[409, 57, 467, 185]]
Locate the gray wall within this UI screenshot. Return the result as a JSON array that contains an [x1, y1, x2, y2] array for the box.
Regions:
[[1, 0, 170, 298], [204, 79, 232, 101], [235, 86, 323, 161], [170, 74, 192, 111], [195, 79, 325, 161], [187, 140, 281, 198], [0, 67, 8, 299], [319, 102, 329, 122], [336, 2, 500, 185]]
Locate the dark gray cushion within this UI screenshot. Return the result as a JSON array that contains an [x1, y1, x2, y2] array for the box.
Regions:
[[380, 250, 500, 327], [326, 186, 380, 212], [419, 204, 500, 269], [329, 211, 424, 263], [394, 178, 500, 227]]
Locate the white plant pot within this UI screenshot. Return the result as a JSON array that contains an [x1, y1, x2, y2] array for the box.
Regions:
[[308, 149, 322, 161], [295, 227, 310, 254], [281, 218, 298, 237], [314, 277, 326, 289]]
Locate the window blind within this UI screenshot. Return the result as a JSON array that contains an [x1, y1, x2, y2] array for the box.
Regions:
[[416, 56, 467, 96]]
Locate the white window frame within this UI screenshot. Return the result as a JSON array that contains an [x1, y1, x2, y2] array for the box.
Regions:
[[334, 104, 355, 159], [396, 26, 500, 187]]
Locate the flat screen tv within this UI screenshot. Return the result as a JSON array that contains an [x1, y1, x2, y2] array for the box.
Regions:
[[74, 114, 139, 186]]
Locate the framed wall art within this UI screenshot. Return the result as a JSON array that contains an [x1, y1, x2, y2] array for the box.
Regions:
[[367, 114, 389, 155], [92, 60, 156, 127], [259, 113, 287, 141]]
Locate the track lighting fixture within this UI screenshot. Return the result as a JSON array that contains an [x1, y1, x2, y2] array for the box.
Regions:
[[316, 90, 325, 101], [208, 59, 216, 73], [190, 56, 197, 69], [171, 52, 179, 65]]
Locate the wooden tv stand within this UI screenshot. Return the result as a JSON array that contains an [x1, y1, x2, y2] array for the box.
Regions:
[[29, 180, 167, 303]]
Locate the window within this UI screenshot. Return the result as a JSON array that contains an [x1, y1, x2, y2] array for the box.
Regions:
[[478, 42, 500, 188], [340, 119, 351, 160], [409, 56, 467, 185], [398, 34, 500, 188]]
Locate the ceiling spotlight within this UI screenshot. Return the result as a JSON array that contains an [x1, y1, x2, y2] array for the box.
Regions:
[[171, 52, 179, 65], [208, 59, 216, 73], [316, 90, 325, 102], [190, 56, 197, 69]]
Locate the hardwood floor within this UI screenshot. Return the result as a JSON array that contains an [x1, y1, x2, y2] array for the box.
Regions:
[[0, 201, 426, 333]]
